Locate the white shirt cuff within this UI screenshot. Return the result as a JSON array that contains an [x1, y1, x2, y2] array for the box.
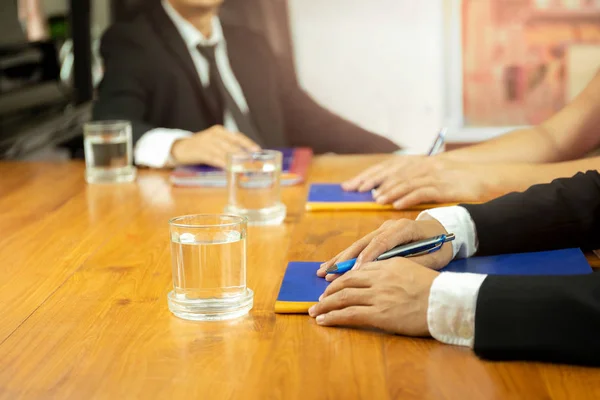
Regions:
[[417, 206, 478, 259], [427, 272, 487, 347], [134, 128, 192, 168]]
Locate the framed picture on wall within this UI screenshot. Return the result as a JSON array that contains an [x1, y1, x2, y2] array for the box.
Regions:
[[444, 0, 600, 143]]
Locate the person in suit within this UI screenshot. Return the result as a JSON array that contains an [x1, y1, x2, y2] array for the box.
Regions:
[[92, 0, 399, 168], [342, 71, 600, 209], [310, 170, 600, 366]]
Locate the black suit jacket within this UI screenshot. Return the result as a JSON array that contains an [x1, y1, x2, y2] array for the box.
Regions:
[[92, 3, 399, 155], [461, 171, 600, 366]]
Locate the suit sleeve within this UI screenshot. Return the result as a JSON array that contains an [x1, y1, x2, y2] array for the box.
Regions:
[[92, 25, 156, 143], [473, 273, 600, 366], [461, 170, 600, 255], [276, 55, 400, 154]]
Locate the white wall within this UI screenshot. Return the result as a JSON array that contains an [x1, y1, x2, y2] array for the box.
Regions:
[[288, 0, 445, 152]]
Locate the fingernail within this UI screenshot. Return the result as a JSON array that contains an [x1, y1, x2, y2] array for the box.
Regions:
[[318, 294, 323, 301], [393, 201, 403, 209], [316, 315, 325, 324], [308, 306, 316, 316], [376, 196, 387, 204], [372, 189, 379, 196]]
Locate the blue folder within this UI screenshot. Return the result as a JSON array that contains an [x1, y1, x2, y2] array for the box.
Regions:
[[305, 183, 458, 211], [274, 248, 592, 313]]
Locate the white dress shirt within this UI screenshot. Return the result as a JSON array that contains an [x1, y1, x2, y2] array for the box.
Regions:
[[134, 0, 250, 168], [416, 206, 487, 348]]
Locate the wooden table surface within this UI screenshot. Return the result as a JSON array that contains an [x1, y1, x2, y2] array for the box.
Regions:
[[0, 155, 598, 400]]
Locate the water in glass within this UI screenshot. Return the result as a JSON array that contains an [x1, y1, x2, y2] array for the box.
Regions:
[[84, 121, 136, 183], [170, 230, 246, 300], [225, 151, 286, 225], [167, 214, 253, 321]]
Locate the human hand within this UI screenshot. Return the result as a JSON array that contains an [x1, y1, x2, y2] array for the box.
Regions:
[[317, 218, 451, 282], [341, 155, 428, 192], [309, 258, 439, 337], [369, 158, 506, 209], [170, 125, 260, 168]]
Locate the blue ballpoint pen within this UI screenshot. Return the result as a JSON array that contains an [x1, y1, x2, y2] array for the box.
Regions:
[[325, 233, 455, 274]]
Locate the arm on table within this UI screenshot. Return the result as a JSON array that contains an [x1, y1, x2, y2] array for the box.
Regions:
[[457, 170, 600, 365], [427, 190, 600, 365], [444, 71, 600, 164], [344, 71, 600, 198], [474, 273, 600, 366], [92, 25, 156, 143], [310, 193, 600, 365], [93, 27, 259, 169], [134, 128, 192, 168], [94, 26, 189, 168], [461, 170, 600, 255]]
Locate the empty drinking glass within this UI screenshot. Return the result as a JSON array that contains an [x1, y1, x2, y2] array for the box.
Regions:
[[167, 214, 254, 321], [83, 120, 136, 183], [224, 150, 287, 225]]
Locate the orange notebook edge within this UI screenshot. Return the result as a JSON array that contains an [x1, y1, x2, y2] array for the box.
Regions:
[[305, 202, 461, 212], [274, 301, 318, 314]]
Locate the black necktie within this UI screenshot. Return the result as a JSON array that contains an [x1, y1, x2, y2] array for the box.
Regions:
[[197, 44, 263, 146]]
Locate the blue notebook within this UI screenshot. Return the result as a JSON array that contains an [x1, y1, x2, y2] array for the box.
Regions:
[[305, 183, 459, 211], [274, 248, 592, 313]]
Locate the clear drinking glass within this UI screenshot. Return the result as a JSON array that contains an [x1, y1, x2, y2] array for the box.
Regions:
[[224, 150, 287, 225], [167, 214, 253, 321], [83, 120, 136, 183]]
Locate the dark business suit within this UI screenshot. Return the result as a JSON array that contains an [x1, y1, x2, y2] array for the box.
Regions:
[[92, 2, 399, 154], [461, 171, 600, 366]]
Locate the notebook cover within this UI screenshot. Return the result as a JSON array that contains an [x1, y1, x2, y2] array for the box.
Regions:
[[170, 147, 312, 187], [305, 183, 458, 211], [274, 248, 592, 313]]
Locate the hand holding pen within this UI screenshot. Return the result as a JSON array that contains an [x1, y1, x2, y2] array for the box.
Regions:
[[326, 232, 454, 274], [316, 218, 454, 282]]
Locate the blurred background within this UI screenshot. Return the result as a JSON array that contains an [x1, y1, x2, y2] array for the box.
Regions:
[[1, 0, 599, 160]]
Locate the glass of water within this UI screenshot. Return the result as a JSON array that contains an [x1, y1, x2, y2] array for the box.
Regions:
[[224, 150, 287, 225], [167, 214, 253, 321], [83, 120, 136, 184]]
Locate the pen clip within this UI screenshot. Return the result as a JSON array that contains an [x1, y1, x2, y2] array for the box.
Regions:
[[404, 233, 454, 258], [443, 233, 455, 242], [405, 242, 443, 258]]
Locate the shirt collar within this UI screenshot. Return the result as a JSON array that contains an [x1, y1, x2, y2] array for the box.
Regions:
[[162, 0, 223, 49]]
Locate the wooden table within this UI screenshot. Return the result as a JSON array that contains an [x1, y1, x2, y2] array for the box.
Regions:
[[0, 155, 598, 399]]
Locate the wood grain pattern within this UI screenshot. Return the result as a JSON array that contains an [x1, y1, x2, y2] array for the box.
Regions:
[[0, 156, 598, 400]]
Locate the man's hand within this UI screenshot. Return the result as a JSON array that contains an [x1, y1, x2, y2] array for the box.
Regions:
[[317, 219, 452, 282], [170, 125, 260, 168], [309, 258, 439, 337]]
